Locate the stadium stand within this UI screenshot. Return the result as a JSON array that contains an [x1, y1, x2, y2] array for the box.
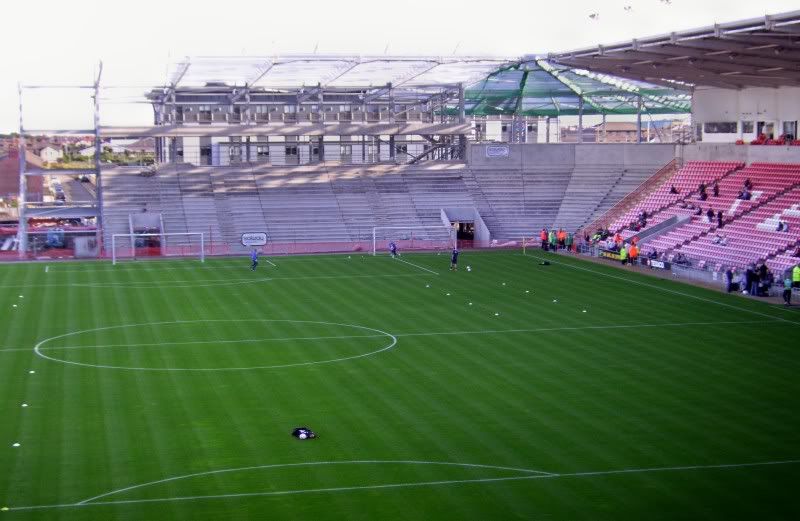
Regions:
[[671, 165, 800, 270], [101, 157, 671, 253], [609, 161, 742, 234]]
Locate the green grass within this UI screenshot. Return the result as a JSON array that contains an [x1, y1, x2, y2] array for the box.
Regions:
[[1, 250, 799, 520]]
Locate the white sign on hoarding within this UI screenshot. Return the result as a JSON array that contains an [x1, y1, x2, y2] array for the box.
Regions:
[[241, 232, 268, 246], [485, 145, 509, 158]]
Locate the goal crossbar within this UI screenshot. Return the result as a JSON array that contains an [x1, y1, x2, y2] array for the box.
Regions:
[[372, 226, 454, 256], [111, 232, 205, 264]]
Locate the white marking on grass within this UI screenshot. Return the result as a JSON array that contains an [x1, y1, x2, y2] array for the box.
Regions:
[[76, 460, 553, 505], [32, 319, 397, 372], [11, 443, 20, 448], [263, 259, 277, 267], [6, 458, 800, 512], [38, 334, 388, 352], [393, 320, 772, 339], [526, 253, 800, 326], [44, 265, 48, 273], [394, 257, 439, 275]]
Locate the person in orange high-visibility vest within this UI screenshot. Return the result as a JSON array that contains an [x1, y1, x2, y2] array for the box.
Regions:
[[629, 244, 639, 264], [540, 228, 548, 251], [557, 229, 566, 249]]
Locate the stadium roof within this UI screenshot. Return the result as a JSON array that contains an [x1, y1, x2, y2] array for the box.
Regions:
[[455, 59, 690, 117], [549, 10, 800, 89], [154, 56, 691, 118], [162, 55, 514, 90]]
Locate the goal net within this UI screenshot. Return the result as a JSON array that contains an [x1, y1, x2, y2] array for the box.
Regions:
[[111, 232, 205, 264], [372, 226, 454, 256]]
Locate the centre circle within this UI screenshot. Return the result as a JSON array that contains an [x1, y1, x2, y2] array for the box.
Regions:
[[33, 319, 397, 371]]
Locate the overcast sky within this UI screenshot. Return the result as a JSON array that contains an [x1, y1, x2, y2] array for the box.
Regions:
[[3, 0, 798, 133]]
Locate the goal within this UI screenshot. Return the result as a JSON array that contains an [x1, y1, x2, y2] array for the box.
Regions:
[[371, 226, 454, 256], [111, 232, 205, 265]]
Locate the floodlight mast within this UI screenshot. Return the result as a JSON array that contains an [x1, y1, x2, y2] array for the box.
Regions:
[[94, 61, 104, 251], [17, 83, 27, 259]]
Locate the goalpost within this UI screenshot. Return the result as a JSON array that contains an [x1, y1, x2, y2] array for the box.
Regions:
[[372, 226, 455, 256], [111, 232, 205, 265]]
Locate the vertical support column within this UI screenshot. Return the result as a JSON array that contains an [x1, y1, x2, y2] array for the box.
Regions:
[[389, 135, 396, 161], [458, 83, 465, 123], [577, 97, 584, 144], [546, 117, 551, 143], [318, 135, 325, 162], [636, 95, 643, 144], [94, 62, 104, 252], [244, 86, 251, 125], [17, 84, 27, 259], [388, 83, 395, 124], [602, 113, 607, 143], [170, 137, 177, 163]]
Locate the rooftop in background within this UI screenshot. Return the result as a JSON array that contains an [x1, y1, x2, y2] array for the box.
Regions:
[[549, 10, 800, 89]]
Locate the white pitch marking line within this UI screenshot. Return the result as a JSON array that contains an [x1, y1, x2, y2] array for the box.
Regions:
[[526, 253, 800, 326], [38, 334, 388, 352], [44, 265, 49, 273], [393, 319, 773, 339], [263, 258, 277, 267], [77, 460, 553, 505], [2, 273, 428, 290], [32, 319, 397, 372], [394, 257, 439, 275], [7, 458, 800, 512]]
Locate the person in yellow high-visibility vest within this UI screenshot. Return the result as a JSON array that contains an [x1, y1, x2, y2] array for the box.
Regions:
[[793, 264, 800, 288], [619, 244, 628, 266]]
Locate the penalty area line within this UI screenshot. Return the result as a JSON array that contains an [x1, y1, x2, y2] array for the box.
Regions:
[[394, 257, 439, 275]]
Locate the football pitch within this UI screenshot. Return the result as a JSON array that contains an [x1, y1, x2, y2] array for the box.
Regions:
[[1, 250, 798, 520]]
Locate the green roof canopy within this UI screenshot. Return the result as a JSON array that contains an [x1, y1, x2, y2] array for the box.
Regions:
[[447, 59, 691, 117]]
